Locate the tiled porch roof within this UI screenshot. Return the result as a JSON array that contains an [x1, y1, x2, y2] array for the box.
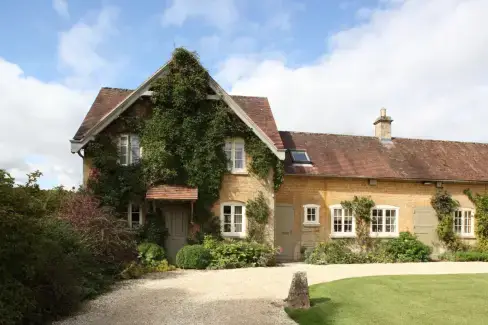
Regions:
[[146, 185, 198, 200]]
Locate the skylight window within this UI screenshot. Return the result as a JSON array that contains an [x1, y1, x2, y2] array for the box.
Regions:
[[290, 150, 311, 164]]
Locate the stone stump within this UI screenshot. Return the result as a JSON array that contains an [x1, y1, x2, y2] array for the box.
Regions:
[[285, 271, 310, 309]]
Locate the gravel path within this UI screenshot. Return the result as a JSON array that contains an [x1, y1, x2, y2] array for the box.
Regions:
[[56, 262, 488, 325]]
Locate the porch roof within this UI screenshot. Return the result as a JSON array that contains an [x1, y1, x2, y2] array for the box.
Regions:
[[146, 185, 198, 200]]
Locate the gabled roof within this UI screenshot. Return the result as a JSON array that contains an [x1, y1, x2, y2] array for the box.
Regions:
[[70, 62, 285, 159], [73, 88, 284, 151], [280, 131, 488, 182]]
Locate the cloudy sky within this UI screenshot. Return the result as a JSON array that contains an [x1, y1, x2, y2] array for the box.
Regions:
[[1, 0, 487, 188]]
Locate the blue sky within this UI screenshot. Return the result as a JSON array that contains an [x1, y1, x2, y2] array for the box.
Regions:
[[1, 0, 487, 188]]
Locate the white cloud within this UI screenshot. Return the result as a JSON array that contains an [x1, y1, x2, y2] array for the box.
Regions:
[[219, 0, 488, 143], [1, 6, 121, 188], [162, 0, 238, 29], [53, 0, 69, 19], [58, 6, 121, 88], [0, 58, 93, 188]]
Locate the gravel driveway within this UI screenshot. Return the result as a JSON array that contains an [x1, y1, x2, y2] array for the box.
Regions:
[[57, 262, 488, 325]]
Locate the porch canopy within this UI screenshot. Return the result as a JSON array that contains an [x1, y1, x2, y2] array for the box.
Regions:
[[146, 185, 198, 201]]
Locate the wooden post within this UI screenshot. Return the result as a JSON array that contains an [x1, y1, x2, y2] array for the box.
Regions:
[[190, 200, 194, 223]]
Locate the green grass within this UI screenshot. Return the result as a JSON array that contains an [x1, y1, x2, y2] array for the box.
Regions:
[[286, 274, 488, 325]]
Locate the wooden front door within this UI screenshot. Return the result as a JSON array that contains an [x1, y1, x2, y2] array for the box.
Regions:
[[275, 205, 296, 261], [413, 207, 440, 256], [164, 204, 189, 263]]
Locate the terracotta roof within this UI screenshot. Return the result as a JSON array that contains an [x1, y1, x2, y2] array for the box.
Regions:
[[73, 88, 283, 150], [146, 185, 198, 200], [74, 88, 132, 140], [280, 131, 488, 182], [231, 96, 284, 149]]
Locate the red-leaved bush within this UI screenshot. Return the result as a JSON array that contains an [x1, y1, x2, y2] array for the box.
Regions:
[[57, 191, 136, 265]]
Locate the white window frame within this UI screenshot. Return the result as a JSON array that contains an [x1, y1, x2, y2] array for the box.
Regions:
[[453, 208, 475, 238], [303, 204, 320, 226], [128, 202, 143, 228], [118, 134, 141, 166], [220, 202, 246, 238], [370, 205, 399, 238], [224, 138, 246, 173], [329, 204, 355, 238]]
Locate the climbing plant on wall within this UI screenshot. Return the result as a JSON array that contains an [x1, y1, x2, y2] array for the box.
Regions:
[[341, 196, 375, 251], [464, 189, 488, 250], [430, 190, 463, 251], [246, 191, 270, 243]]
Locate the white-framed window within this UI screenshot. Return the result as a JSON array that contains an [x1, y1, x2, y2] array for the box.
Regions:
[[453, 208, 475, 237], [370, 205, 399, 237], [128, 202, 142, 228], [118, 134, 141, 166], [224, 138, 246, 173], [330, 204, 355, 237], [221, 202, 246, 237], [303, 204, 320, 225]]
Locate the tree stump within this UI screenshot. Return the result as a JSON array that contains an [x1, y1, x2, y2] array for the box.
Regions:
[[285, 271, 310, 309]]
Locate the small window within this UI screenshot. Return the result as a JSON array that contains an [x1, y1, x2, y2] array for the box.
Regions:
[[128, 203, 142, 228], [118, 134, 141, 166], [221, 203, 246, 237], [303, 204, 320, 225], [224, 138, 246, 173], [330, 205, 355, 237], [290, 150, 311, 164], [453, 209, 474, 237], [370, 206, 399, 237]]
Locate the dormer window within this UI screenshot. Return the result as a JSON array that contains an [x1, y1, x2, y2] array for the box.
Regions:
[[290, 150, 311, 164]]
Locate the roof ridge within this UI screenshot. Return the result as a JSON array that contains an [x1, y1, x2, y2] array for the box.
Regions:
[[101, 87, 134, 92], [279, 130, 488, 145], [230, 94, 268, 99]]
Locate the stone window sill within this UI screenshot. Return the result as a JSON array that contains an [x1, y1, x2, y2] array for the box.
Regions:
[[303, 223, 320, 227]]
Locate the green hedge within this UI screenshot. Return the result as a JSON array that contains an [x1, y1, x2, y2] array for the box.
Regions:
[[176, 245, 212, 269], [305, 232, 431, 265], [440, 251, 488, 262], [203, 236, 277, 269]]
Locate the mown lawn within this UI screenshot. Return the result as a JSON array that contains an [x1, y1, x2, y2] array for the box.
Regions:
[[286, 274, 488, 325]]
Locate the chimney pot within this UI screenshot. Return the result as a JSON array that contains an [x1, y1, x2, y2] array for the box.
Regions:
[[374, 108, 393, 141]]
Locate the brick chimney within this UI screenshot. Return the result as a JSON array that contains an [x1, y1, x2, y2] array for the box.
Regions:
[[374, 108, 393, 141]]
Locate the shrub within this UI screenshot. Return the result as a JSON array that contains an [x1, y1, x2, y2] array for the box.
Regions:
[[176, 245, 212, 269], [305, 240, 364, 265], [137, 211, 168, 246], [137, 242, 165, 265], [150, 259, 177, 272], [203, 236, 278, 269], [439, 251, 488, 262], [57, 192, 136, 268], [382, 232, 432, 262]]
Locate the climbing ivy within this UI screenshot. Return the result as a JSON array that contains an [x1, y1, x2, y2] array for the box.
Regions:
[[86, 134, 146, 213], [86, 47, 283, 230], [464, 189, 488, 249], [430, 190, 463, 251], [341, 196, 375, 251], [246, 191, 270, 243]]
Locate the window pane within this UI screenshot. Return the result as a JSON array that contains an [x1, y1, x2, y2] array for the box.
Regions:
[[307, 208, 316, 222], [291, 151, 310, 162], [234, 143, 245, 170], [224, 224, 231, 232], [371, 209, 383, 233], [223, 205, 231, 214], [464, 211, 472, 234], [130, 135, 140, 164], [224, 214, 231, 223], [234, 206, 243, 215], [385, 209, 396, 233], [454, 211, 462, 234], [333, 208, 342, 232], [131, 203, 140, 227], [224, 142, 232, 170], [119, 136, 128, 165]]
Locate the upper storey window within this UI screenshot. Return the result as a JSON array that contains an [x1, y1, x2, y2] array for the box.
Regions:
[[119, 134, 141, 166], [224, 138, 246, 173]]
